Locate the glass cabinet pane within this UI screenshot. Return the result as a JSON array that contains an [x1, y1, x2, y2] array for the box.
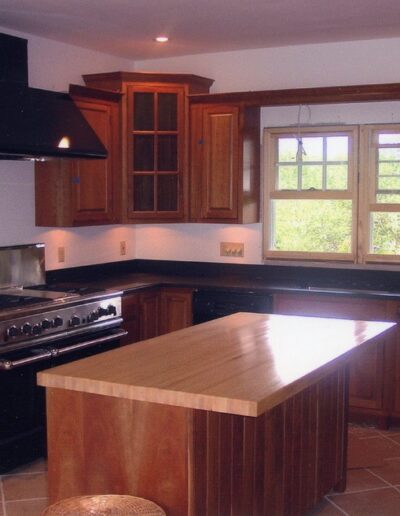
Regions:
[[158, 93, 177, 130], [133, 92, 154, 130], [158, 135, 177, 171], [133, 135, 154, 171], [157, 174, 178, 211], [133, 175, 154, 211]]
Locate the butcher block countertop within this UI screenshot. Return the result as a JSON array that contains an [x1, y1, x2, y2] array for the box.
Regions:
[[37, 313, 395, 417]]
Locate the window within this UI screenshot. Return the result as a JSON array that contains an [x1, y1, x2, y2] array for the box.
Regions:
[[264, 124, 400, 265], [360, 125, 400, 263], [264, 126, 358, 261]]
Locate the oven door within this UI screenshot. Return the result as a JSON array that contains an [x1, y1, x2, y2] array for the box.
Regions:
[[0, 326, 127, 473]]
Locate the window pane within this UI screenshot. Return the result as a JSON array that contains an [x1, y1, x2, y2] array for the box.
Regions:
[[278, 138, 297, 162], [302, 165, 322, 190], [376, 193, 400, 203], [157, 174, 178, 211], [158, 93, 177, 131], [133, 135, 154, 171], [327, 136, 348, 161], [370, 212, 400, 254], [302, 137, 323, 162], [134, 92, 154, 131], [278, 165, 297, 189], [379, 134, 400, 144], [158, 135, 177, 171], [378, 176, 400, 190], [133, 175, 154, 211], [327, 165, 348, 189], [379, 148, 400, 161], [379, 162, 400, 175], [271, 199, 352, 253]]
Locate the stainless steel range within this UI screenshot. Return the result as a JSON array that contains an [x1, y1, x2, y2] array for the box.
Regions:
[[0, 243, 127, 472]]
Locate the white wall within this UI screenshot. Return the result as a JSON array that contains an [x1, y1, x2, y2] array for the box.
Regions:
[[133, 37, 400, 265], [0, 27, 136, 270]]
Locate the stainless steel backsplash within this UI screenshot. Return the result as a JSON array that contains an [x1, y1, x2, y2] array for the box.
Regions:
[[0, 243, 45, 288]]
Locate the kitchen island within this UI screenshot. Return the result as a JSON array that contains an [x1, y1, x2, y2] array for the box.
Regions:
[[38, 313, 395, 515]]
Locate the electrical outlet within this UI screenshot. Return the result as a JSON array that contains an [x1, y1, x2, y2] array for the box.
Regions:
[[57, 246, 65, 263], [220, 242, 244, 257], [120, 241, 127, 256]]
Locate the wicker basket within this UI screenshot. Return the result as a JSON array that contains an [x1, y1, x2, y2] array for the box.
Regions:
[[41, 494, 166, 515]]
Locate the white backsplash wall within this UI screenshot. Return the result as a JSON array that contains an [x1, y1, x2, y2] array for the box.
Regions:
[[0, 27, 136, 270]]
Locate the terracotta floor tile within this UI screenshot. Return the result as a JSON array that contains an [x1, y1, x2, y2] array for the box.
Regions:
[[348, 424, 380, 439], [328, 487, 400, 515], [2, 472, 48, 501], [6, 458, 47, 476], [306, 497, 347, 515], [347, 434, 384, 469], [369, 457, 400, 486], [5, 498, 48, 516], [345, 468, 388, 492]]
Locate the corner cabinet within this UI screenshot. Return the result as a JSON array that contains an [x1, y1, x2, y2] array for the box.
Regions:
[[190, 103, 260, 223], [35, 85, 122, 227], [83, 72, 214, 223]]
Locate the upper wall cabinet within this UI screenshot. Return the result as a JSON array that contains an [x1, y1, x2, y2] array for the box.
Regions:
[[83, 72, 213, 223], [189, 103, 260, 223], [35, 85, 122, 227]]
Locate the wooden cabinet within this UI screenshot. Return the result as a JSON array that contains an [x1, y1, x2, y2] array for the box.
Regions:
[[35, 85, 122, 226], [83, 72, 213, 223], [386, 300, 400, 418], [121, 287, 193, 345], [139, 289, 161, 340], [190, 103, 260, 223], [160, 288, 193, 335], [273, 292, 394, 426]]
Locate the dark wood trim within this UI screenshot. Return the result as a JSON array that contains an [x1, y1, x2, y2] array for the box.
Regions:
[[69, 84, 123, 102], [189, 82, 400, 107], [83, 71, 214, 92]]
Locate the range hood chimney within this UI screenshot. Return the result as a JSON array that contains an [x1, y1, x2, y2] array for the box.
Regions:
[[0, 33, 107, 160]]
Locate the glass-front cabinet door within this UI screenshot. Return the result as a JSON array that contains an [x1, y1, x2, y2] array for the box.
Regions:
[[127, 85, 185, 220]]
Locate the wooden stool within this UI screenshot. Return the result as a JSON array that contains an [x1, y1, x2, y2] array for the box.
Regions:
[[41, 494, 166, 515]]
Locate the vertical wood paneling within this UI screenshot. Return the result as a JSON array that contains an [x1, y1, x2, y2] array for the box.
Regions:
[[191, 368, 347, 515]]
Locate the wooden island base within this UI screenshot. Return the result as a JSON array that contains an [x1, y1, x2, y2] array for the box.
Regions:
[[46, 367, 348, 516]]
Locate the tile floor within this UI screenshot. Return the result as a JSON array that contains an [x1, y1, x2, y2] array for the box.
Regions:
[[1, 424, 400, 515]]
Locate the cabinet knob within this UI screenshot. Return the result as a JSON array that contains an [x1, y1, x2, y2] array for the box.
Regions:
[[197, 139, 204, 145]]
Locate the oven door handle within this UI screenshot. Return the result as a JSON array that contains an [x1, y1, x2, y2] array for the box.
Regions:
[[0, 329, 128, 370]]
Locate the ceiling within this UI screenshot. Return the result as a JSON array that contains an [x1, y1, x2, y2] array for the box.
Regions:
[[1, 0, 400, 61]]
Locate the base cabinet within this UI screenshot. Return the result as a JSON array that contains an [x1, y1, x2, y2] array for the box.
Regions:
[[121, 288, 193, 344], [273, 293, 395, 427], [160, 288, 193, 335]]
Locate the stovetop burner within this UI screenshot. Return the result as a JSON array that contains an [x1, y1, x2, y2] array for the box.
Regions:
[[0, 294, 51, 310]]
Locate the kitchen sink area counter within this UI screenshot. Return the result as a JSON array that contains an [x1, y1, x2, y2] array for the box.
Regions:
[[38, 312, 395, 515]]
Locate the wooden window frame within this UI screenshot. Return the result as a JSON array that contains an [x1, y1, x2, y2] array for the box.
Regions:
[[359, 124, 400, 264], [263, 125, 359, 262]]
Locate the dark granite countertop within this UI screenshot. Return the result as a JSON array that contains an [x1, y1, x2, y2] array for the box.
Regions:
[[53, 271, 400, 301]]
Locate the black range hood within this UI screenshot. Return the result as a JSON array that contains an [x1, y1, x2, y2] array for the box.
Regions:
[[0, 33, 107, 160]]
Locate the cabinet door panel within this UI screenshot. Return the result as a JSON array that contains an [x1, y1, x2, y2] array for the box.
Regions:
[[160, 289, 193, 335], [202, 106, 239, 219], [139, 290, 160, 340], [273, 293, 387, 411], [72, 100, 114, 223]]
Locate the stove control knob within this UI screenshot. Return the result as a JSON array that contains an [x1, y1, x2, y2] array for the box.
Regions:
[[107, 304, 117, 316], [22, 323, 32, 335], [97, 307, 108, 317], [89, 311, 99, 322], [70, 315, 81, 327], [53, 316, 63, 328], [7, 325, 21, 338], [32, 324, 42, 336], [41, 319, 52, 330]]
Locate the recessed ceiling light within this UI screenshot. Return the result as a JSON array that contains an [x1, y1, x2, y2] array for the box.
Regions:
[[155, 36, 169, 43]]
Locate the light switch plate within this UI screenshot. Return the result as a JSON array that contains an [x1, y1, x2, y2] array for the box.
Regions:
[[220, 242, 244, 257]]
